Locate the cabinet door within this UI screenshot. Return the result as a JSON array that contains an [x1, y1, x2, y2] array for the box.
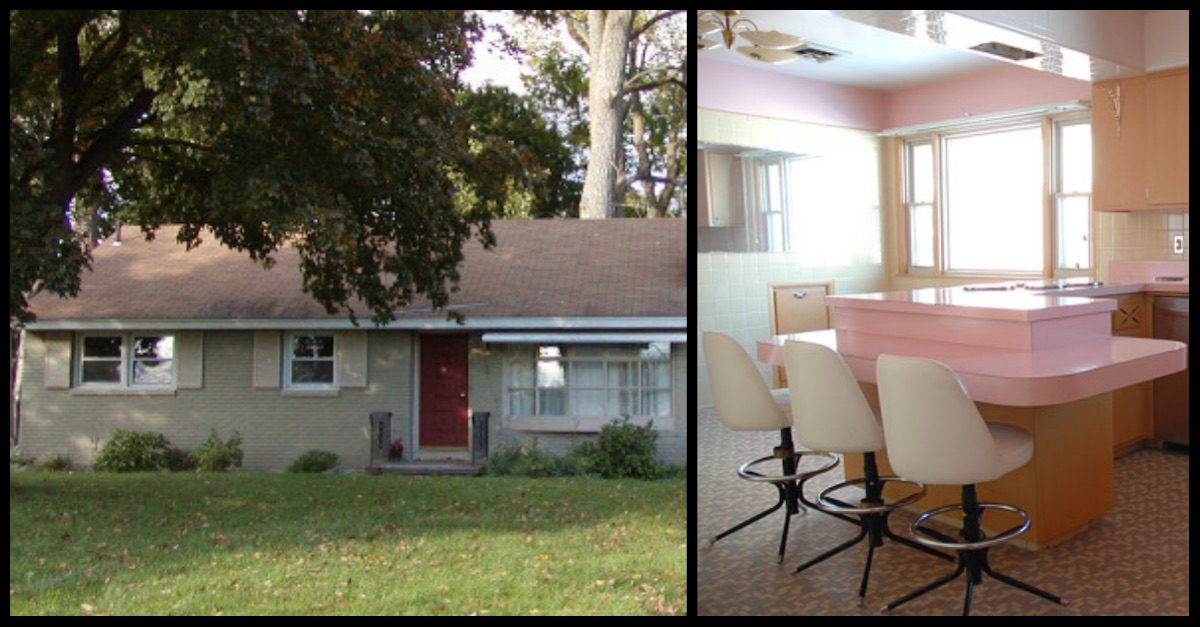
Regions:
[[768, 282, 831, 388], [702, 151, 741, 227], [1092, 77, 1146, 212], [771, 284, 829, 335], [697, 149, 710, 226], [1146, 71, 1189, 206]]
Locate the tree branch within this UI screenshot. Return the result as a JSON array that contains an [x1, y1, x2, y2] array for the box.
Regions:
[[629, 9, 683, 41]]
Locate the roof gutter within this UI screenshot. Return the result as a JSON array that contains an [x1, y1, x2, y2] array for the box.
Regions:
[[23, 316, 688, 333]]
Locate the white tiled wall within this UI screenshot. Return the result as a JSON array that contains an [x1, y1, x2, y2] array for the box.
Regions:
[[697, 252, 887, 408], [697, 108, 889, 407]]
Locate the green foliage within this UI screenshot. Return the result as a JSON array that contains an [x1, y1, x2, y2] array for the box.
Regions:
[[164, 447, 198, 472], [190, 429, 244, 472], [482, 438, 576, 477], [93, 431, 171, 472], [287, 449, 339, 474], [37, 454, 74, 472], [571, 417, 661, 480], [10, 10, 532, 326]]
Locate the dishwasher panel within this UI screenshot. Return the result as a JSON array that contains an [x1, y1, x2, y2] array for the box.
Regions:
[[1153, 297, 1189, 448]]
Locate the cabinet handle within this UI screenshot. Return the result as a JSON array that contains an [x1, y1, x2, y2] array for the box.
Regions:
[[793, 291, 808, 299]]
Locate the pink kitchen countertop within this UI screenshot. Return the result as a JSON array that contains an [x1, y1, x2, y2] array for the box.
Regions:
[[762, 264, 1188, 406], [757, 329, 1187, 407]]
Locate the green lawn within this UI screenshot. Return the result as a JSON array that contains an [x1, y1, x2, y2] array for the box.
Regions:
[[9, 471, 685, 615]]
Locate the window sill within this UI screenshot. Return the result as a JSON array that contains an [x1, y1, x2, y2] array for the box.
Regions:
[[280, 388, 340, 398], [507, 415, 673, 433], [70, 387, 177, 397]]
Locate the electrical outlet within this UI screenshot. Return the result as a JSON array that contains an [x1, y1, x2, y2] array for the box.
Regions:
[[1173, 234, 1184, 255]]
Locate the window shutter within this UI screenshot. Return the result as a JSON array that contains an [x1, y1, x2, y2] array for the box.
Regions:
[[175, 331, 204, 389], [42, 333, 72, 389], [253, 331, 281, 389], [338, 331, 367, 388]]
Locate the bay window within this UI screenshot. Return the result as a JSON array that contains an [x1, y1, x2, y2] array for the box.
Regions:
[[903, 115, 1091, 276]]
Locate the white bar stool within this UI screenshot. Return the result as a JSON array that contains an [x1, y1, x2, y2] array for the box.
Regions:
[[876, 354, 1070, 616], [784, 341, 953, 605], [703, 332, 839, 563]]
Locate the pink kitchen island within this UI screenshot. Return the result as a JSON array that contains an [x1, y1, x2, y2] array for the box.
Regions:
[[758, 286, 1187, 549]]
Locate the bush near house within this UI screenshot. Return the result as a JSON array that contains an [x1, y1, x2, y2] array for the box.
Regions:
[[574, 417, 661, 480], [287, 449, 339, 473], [190, 430, 244, 472], [92, 430, 171, 472], [484, 418, 665, 480]]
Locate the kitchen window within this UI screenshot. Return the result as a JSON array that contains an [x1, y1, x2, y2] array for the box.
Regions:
[[77, 334, 175, 388], [903, 115, 1091, 276], [748, 146, 882, 266]]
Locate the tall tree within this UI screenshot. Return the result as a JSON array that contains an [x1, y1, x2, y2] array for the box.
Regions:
[[10, 10, 522, 325], [562, 10, 684, 219]]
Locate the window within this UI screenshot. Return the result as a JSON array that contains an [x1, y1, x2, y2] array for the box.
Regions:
[[286, 334, 336, 388], [508, 343, 672, 423], [903, 116, 1091, 275], [905, 141, 935, 268], [77, 334, 175, 388], [761, 159, 787, 252], [1053, 119, 1092, 270], [944, 125, 1043, 273]]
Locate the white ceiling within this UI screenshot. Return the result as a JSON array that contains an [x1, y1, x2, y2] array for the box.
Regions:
[[698, 10, 1147, 91], [700, 10, 1007, 90]]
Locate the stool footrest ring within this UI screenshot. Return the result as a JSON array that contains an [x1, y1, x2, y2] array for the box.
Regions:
[[736, 451, 839, 483], [910, 502, 1031, 551], [816, 477, 926, 516]]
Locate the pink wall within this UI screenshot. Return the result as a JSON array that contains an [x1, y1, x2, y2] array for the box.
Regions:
[[700, 57, 1092, 133], [698, 57, 886, 131], [883, 64, 1092, 130]]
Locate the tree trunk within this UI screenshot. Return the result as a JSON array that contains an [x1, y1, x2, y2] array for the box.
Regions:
[[578, 10, 632, 219]]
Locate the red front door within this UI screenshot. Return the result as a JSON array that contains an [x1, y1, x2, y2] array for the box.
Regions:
[[419, 334, 469, 449]]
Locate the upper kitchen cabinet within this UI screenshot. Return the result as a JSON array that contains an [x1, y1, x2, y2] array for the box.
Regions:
[[697, 149, 742, 227], [1092, 69, 1189, 212], [1145, 71, 1189, 205]]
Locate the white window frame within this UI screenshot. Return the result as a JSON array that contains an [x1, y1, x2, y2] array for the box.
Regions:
[[75, 333, 177, 389], [284, 333, 338, 390], [902, 114, 1091, 277], [505, 342, 673, 431]]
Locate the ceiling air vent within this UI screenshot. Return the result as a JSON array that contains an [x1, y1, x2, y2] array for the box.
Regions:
[[793, 44, 841, 63], [969, 41, 1041, 62]]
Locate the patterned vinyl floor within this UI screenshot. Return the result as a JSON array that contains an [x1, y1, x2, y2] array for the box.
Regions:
[[695, 407, 1190, 616]]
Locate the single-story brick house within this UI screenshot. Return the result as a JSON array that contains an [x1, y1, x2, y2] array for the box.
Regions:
[[14, 219, 687, 471]]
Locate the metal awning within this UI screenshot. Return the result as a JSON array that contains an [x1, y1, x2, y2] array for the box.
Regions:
[[480, 332, 687, 344]]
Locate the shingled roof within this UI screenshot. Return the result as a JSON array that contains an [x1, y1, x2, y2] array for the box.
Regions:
[[27, 219, 686, 324]]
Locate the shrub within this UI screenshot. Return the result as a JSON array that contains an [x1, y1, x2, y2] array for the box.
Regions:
[[93, 431, 170, 472], [38, 454, 74, 472], [288, 449, 339, 473], [191, 429, 244, 472], [164, 447, 197, 472], [572, 417, 661, 480], [482, 438, 575, 477]]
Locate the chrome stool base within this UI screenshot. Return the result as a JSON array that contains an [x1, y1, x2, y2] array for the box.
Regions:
[[794, 452, 953, 604], [882, 485, 1069, 616], [710, 430, 839, 564]]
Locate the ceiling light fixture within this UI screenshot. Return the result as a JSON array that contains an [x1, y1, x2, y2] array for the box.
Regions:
[[697, 10, 808, 60]]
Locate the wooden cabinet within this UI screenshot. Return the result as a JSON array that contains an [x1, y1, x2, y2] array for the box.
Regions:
[[768, 281, 832, 388], [1092, 69, 1189, 212], [1102, 292, 1152, 451], [698, 150, 741, 227], [1146, 71, 1190, 205]]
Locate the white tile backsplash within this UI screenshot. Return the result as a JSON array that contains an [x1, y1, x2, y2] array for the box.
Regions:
[[697, 251, 886, 407]]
